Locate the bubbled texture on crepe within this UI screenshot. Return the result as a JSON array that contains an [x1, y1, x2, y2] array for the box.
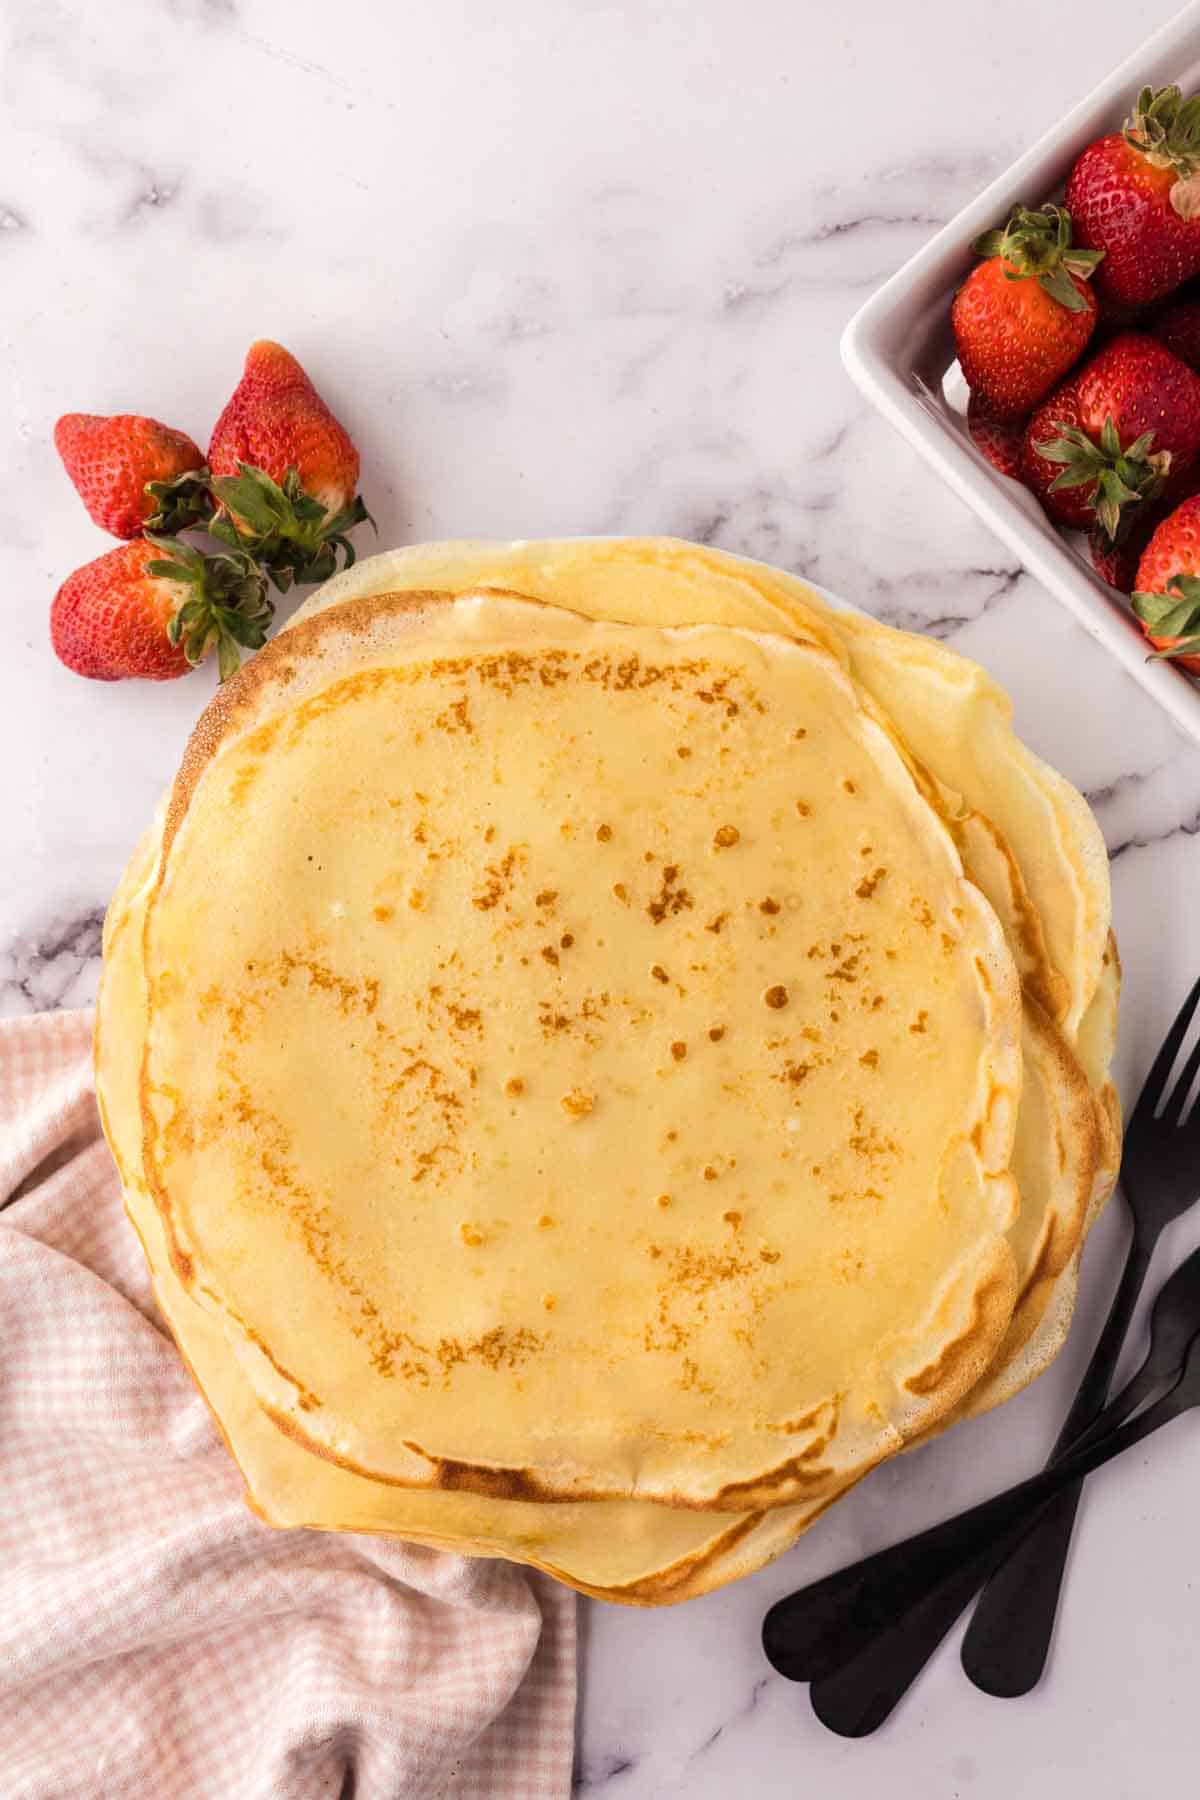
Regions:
[[298, 539, 1110, 1047], [280, 538, 1118, 1562], [137, 592, 1022, 1511], [298, 540, 1118, 1389], [96, 817, 1104, 1604], [95, 675, 985, 1607], [98, 839, 793, 1600], [97, 538, 1119, 1604]]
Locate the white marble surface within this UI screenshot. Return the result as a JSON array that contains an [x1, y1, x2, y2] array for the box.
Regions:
[[4, 1, 1200, 1794]]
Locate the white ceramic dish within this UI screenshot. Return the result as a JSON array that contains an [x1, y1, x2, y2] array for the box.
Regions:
[[841, 0, 1200, 748]]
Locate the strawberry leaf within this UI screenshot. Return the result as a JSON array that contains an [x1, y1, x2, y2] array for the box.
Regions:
[[971, 202, 1102, 300], [1036, 424, 1095, 468], [1048, 463, 1104, 490], [1153, 598, 1200, 636], [973, 227, 1007, 258], [1131, 590, 1177, 629], [146, 533, 205, 575], [1042, 416, 1168, 539], [144, 466, 215, 535], [1133, 574, 1200, 643], [146, 534, 274, 682], [210, 467, 291, 536], [1147, 633, 1200, 663], [210, 462, 374, 590], [222, 606, 272, 648], [1094, 479, 1130, 543], [1036, 264, 1090, 313], [1126, 83, 1200, 185], [216, 633, 243, 684], [1122, 431, 1157, 464]]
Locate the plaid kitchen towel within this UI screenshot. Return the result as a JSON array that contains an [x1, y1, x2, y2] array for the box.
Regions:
[[0, 1008, 576, 1800]]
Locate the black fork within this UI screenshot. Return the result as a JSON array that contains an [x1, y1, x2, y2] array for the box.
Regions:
[[962, 974, 1200, 1697]]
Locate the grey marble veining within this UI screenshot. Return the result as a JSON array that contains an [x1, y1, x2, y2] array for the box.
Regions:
[[0, 906, 104, 1014], [3, 2, 1200, 1795]]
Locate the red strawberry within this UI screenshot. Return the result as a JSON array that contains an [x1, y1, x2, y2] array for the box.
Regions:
[[966, 394, 1025, 479], [50, 537, 272, 683], [951, 204, 1101, 417], [1090, 529, 1141, 593], [1150, 297, 1200, 370], [1077, 333, 1200, 502], [1089, 500, 1168, 592], [207, 340, 371, 589], [1132, 495, 1200, 675], [1066, 85, 1200, 306], [1021, 379, 1098, 530], [1092, 469, 1200, 590], [54, 413, 210, 539], [1022, 333, 1200, 538]]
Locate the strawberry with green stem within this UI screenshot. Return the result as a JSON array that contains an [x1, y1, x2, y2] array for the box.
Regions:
[[1130, 575, 1200, 673], [149, 537, 276, 681], [54, 412, 212, 539], [1067, 85, 1200, 306], [207, 340, 373, 589], [51, 537, 273, 683], [1021, 332, 1200, 539], [952, 204, 1102, 417], [1090, 496, 1171, 593], [1032, 414, 1169, 540], [1132, 493, 1200, 675]]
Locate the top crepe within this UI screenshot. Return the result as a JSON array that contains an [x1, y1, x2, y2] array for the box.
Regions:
[[291, 539, 1117, 1396], [136, 587, 1022, 1512]]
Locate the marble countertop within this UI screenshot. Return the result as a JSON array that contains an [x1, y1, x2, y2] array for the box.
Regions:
[[4, 1, 1200, 1793]]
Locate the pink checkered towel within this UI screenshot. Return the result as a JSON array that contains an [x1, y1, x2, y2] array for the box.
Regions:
[[0, 1009, 576, 1800]]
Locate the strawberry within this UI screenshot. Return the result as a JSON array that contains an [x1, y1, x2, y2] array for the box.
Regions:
[[54, 412, 211, 539], [1090, 527, 1142, 593], [207, 340, 371, 588], [951, 205, 1102, 417], [1093, 470, 1200, 591], [1021, 379, 1107, 531], [50, 537, 273, 683], [966, 394, 1025, 479], [1022, 333, 1200, 538], [1066, 85, 1200, 306], [1151, 297, 1200, 370], [1089, 497, 1169, 592], [1131, 494, 1200, 675], [1077, 332, 1200, 505]]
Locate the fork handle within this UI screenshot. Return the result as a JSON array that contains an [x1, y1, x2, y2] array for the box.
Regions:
[[807, 1401, 1173, 1739], [960, 1235, 1153, 1698], [810, 1524, 1031, 1737]]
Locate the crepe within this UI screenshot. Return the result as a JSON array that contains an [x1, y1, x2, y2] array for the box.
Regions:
[[97, 823, 1106, 1603], [135, 592, 1022, 1513], [295, 541, 1118, 1377], [298, 542, 1109, 1027], [100, 820, 1115, 1605], [96, 538, 1119, 1604]]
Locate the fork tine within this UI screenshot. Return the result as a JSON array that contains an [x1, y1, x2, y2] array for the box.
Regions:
[[1165, 1027, 1200, 1129], [1130, 975, 1200, 1131]]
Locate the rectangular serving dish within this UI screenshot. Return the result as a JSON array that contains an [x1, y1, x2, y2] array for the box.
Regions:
[[841, 0, 1200, 747]]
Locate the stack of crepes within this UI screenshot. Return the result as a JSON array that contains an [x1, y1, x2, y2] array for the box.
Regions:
[[96, 538, 1121, 1607]]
